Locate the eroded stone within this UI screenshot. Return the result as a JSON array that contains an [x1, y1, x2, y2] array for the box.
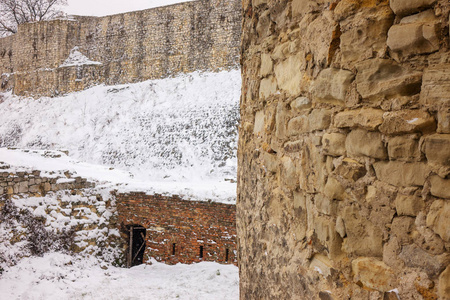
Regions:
[[379, 110, 436, 135], [346, 129, 387, 159], [426, 200, 450, 242], [313, 68, 355, 104], [390, 0, 436, 17], [352, 257, 397, 292], [373, 161, 430, 187]]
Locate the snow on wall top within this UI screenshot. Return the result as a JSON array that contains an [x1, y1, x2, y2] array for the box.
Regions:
[[59, 47, 102, 68]]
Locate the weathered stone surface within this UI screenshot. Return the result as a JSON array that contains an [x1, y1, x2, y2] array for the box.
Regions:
[[422, 134, 450, 167], [395, 194, 425, 216], [429, 175, 450, 199], [356, 59, 422, 100], [335, 158, 366, 182], [373, 161, 430, 187], [387, 136, 421, 162], [339, 5, 394, 64], [426, 200, 450, 242], [291, 0, 323, 17], [346, 129, 387, 159], [259, 76, 278, 99], [438, 266, 450, 300], [323, 176, 346, 201], [254, 110, 265, 135], [263, 153, 279, 173], [314, 215, 342, 259], [290, 97, 311, 112], [420, 64, 450, 108], [323, 133, 346, 156], [287, 109, 332, 135], [260, 53, 273, 77], [352, 257, 397, 292], [390, 0, 436, 17], [313, 68, 355, 104], [387, 10, 440, 60], [274, 54, 302, 96], [379, 110, 435, 135], [342, 204, 383, 257], [391, 216, 415, 244], [334, 108, 384, 130], [437, 111, 450, 133], [399, 244, 446, 277], [281, 156, 297, 189]]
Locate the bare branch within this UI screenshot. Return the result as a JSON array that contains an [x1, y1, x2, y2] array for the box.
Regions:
[[0, 0, 67, 37]]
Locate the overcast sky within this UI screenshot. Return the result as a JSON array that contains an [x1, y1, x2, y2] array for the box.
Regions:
[[64, 0, 194, 17]]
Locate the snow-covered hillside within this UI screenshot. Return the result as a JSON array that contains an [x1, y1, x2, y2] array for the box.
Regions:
[[0, 253, 239, 299], [0, 70, 240, 202]]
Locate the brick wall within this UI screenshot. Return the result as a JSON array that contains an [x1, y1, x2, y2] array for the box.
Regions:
[[0, 0, 241, 97], [116, 192, 237, 265]]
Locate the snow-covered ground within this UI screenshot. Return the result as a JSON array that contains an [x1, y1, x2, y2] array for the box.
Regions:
[[0, 70, 240, 203], [0, 253, 239, 299]]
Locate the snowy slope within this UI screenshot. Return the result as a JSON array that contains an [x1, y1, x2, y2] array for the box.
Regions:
[[0, 253, 239, 299], [0, 70, 240, 202]]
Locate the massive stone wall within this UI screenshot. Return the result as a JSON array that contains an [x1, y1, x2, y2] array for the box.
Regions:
[[116, 192, 237, 266], [238, 0, 450, 299], [0, 0, 241, 96]]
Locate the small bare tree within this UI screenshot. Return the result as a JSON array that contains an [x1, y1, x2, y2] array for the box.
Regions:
[[0, 0, 67, 37]]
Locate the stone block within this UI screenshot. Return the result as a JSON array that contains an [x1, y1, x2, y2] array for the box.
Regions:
[[312, 68, 355, 104], [342, 204, 383, 257], [420, 64, 450, 109], [313, 215, 342, 259], [437, 111, 450, 133], [438, 266, 450, 300], [281, 156, 297, 189], [323, 177, 346, 201], [339, 5, 394, 64], [323, 133, 346, 157], [315, 194, 337, 215], [352, 257, 397, 292], [18, 181, 28, 193], [390, 0, 436, 17], [259, 76, 277, 99], [263, 153, 279, 173], [335, 158, 366, 182], [291, 0, 322, 17], [391, 216, 415, 244], [379, 110, 435, 135], [399, 244, 446, 277], [387, 11, 440, 61], [275, 102, 287, 139], [373, 161, 430, 187], [356, 58, 422, 100], [252, 0, 267, 7], [290, 97, 311, 112], [309, 109, 332, 132], [394, 194, 425, 216], [429, 175, 450, 199], [254, 110, 265, 135], [422, 134, 450, 167], [387, 136, 421, 162], [260, 53, 273, 77], [287, 109, 331, 135], [346, 129, 387, 159], [274, 54, 302, 96], [426, 200, 450, 242]]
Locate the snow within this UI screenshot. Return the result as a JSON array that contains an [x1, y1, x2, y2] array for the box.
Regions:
[[65, 0, 195, 17], [59, 47, 102, 68], [0, 70, 240, 203], [0, 253, 239, 300]]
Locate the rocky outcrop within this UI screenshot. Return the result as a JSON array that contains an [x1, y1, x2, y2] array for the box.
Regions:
[[238, 0, 450, 299]]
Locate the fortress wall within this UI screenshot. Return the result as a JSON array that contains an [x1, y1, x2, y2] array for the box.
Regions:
[[0, 0, 241, 96], [238, 0, 450, 299]]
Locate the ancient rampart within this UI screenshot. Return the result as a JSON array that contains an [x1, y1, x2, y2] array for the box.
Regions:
[[238, 0, 450, 299], [0, 0, 241, 96]]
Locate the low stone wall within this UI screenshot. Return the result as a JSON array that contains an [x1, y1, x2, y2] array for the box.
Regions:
[[239, 0, 450, 299], [116, 192, 237, 265], [0, 165, 121, 265]]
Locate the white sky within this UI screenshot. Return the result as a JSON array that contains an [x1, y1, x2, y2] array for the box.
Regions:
[[64, 0, 194, 17]]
